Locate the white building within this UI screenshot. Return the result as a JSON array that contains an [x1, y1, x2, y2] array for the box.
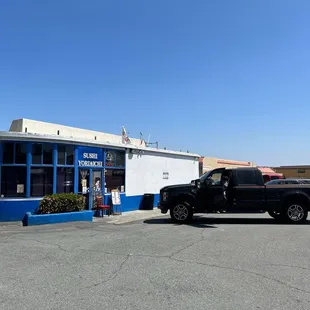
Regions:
[[0, 119, 200, 221]]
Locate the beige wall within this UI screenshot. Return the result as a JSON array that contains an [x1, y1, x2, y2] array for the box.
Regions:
[[201, 157, 256, 174], [273, 166, 310, 179]]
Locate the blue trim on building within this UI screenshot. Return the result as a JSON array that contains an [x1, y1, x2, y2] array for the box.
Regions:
[[74, 146, 79, 194], [0, 142, 2, 194], [52, 144, 57, 194], [26, 143, 32, 198]]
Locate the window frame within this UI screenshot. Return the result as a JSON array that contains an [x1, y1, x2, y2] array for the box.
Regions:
[[57, 144, 75, 167], [31, 143, 54, 166], [30, 166, 54, 197], [1, 142, 28, 166]]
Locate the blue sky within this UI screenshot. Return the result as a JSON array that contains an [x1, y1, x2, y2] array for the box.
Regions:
[[0, 0, 310, 166]]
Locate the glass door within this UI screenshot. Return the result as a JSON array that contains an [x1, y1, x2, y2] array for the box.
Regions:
[[92, 170, 103, 209], [79, 169, 90, 210]]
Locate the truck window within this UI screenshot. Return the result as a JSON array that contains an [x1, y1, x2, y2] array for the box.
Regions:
[[237, 170, 257, 185], [207, 172, 222, 185]]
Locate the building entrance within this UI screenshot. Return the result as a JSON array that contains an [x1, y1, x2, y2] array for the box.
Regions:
[[78, 169, 103, 210]]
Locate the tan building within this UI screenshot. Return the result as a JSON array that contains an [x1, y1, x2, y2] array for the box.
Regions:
[[199, 157, 256, 175], [273, 166, 310, 179]]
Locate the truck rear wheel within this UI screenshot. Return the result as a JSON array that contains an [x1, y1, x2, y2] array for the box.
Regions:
[[170, 201, 193, 224], [284, 202, 308, 224]]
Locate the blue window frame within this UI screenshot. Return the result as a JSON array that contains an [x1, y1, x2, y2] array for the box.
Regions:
[[2, 142, 27, 165], [31, 143, 54, 166], [57, 144, 74, 166]]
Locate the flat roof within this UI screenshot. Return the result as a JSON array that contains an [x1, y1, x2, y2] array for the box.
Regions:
[[0, 131, 200, 159]]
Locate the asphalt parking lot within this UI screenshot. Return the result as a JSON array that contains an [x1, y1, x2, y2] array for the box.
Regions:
[[1, 213, 310, 310]]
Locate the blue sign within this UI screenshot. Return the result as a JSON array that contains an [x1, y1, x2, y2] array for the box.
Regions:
[[77, 146, 103, 168]]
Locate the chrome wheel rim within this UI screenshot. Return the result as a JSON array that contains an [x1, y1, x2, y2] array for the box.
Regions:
[[287, 204, 304, 222], [173, 204, 189, 221]]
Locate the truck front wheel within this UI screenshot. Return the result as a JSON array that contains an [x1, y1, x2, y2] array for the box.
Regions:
[[170, 201, 193, 224], [284, 202, 308, 224]]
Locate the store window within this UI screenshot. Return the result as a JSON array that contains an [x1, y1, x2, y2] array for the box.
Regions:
[[15, 143, 27, 164], [43, 144, 53, 165], [105, 150, 125, 167], [30, 167, 53, 197], [58, 145, 74, 165], [32, 144, 43, 164], [57, 167, 74, 193], [32, 143, 53, 165], [2, 142, 27, 164], [115, 151, 125, 167], [2, 143, 14, 164], [0, 166, 27, 197], [105, 169, 125, 193]]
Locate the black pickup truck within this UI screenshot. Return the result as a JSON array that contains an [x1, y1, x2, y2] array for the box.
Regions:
[[158, 167, 310, 224]]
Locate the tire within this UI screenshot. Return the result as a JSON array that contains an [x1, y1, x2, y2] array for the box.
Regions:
[[268, 211, 283, 220], [283, 202, 308, 224], [170, 201, 193, 224]]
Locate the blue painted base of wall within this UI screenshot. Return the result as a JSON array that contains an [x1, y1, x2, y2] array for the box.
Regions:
[[0, 199, 41, 222], [1, 193, 160, 222], [102, 193, 160, 214], [23, 211, 93, 226]]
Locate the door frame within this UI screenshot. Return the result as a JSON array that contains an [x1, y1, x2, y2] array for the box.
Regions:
[[78, 168, 104, 210]]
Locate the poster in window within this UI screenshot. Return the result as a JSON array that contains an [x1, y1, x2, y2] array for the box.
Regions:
[[17, 184, 25, 194], [82, 186, 88, 194], [82, 179, 87, 187], [105, 151, 115, 167]]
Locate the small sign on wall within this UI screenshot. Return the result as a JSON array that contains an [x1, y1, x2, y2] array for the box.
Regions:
[[111, 190, 121, 205], [163, 172, 169, 179]]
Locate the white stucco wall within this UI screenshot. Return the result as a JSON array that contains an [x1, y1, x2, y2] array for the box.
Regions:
[[125, 151, 199, 196]]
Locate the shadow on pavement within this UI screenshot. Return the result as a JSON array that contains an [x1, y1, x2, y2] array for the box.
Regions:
[[144, 216, 310, 227], [143, 217, 217, 228]]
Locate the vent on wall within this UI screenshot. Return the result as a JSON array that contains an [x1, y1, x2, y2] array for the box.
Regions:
[[57, 130, 60, 135]]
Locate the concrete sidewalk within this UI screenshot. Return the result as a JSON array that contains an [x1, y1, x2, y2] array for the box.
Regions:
[[94, 208, 167, 225], [0, 208, 167, 229]]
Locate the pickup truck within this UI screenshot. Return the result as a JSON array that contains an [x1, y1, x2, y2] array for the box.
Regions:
[[158, 167, 310, 224]]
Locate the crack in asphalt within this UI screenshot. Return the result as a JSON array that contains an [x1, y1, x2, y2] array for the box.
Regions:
[[82, 255, 131, 289], [13, 236, 68, 252], [266, 263, 309, 271], [167, 257, 310, 294], [6, 229, 310, 296], [168, 228, 208, 258]]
